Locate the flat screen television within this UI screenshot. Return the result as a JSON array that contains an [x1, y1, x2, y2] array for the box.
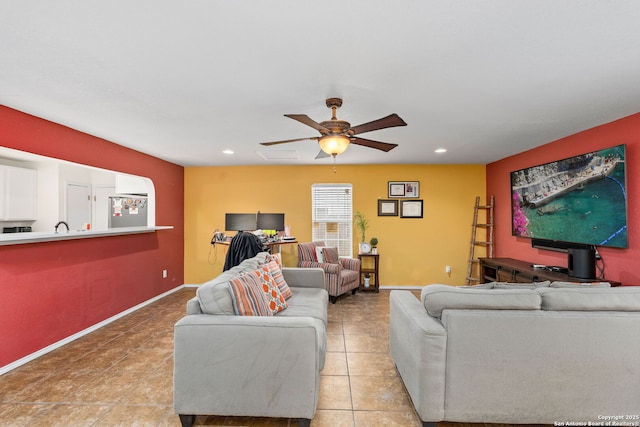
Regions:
[[257, 213, 285, 231], [511, 144, 627, 249], [225, 213, 257, 231]]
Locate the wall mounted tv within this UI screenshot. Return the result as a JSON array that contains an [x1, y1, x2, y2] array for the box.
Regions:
[[511, 144, 627, 249]]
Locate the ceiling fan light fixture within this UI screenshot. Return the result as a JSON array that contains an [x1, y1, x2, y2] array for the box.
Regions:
[[318, 135, 350, 156]]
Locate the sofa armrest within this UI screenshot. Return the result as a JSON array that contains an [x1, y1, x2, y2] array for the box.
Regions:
[[174, 314, 323, 419], [389, 290, 447, 422], [282, 267, 325, 289], [186, 296, 202, 315], [339, 257, 360, 272]]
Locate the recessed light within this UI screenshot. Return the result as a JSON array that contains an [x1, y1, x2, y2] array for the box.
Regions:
[[222, 149, 234, 155], [434, 148, 447, 154]]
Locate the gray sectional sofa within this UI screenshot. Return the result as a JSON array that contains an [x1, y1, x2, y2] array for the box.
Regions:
[[174, 252, 328, 427], [390, 282, 640, 426]]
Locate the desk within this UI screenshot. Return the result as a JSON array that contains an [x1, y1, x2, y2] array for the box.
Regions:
[[216, 239, 297, 254]]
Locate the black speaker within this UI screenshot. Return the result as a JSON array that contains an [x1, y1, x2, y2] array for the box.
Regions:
[[567, 247, 596, 279]]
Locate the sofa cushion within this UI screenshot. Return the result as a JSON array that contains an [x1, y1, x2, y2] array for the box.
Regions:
[[492, 280, 551, 289], [538, 287, 640, 311], [277, 287, 328, 325], [550, 281, 611, 288], [250, 266, 289, 314], [265, 260, 292, 300], [228, 272, 274, 316], [197, 252, 273, 315], [197, 271, 242, 315], [341, 269, 359, 285], [460, 282, 495, 289], [322, 247, 340, 264], [421, 284, 542, 318]]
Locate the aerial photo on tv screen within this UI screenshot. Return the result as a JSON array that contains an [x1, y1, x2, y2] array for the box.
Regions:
[[511, 144, 627, 248]]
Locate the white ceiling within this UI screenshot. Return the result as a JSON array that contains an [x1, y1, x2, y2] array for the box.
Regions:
[[1, 1, 640, 167]]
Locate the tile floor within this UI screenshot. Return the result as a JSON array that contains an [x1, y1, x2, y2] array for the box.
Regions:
[[0, 288, 541, 427]]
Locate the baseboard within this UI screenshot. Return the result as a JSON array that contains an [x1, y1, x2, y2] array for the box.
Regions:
[[379, 285, 424, 290], [0, 284, 187, 376]]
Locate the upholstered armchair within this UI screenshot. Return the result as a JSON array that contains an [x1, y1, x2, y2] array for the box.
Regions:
[[297, 241, 360, 303]]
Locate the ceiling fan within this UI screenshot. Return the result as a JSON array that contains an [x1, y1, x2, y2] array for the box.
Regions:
[[260, 98, 407, 161]]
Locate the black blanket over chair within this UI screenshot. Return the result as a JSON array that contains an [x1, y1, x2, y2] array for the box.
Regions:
[[223, 232, 263, 271]]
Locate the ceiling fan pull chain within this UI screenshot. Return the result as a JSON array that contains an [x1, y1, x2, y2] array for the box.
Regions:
[[332, 155, 337, 173]]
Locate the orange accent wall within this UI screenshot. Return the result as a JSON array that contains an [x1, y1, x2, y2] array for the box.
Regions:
[[184, 164, 486, 287], [487, 113, 640, 285], [0, 106, 185, 368]]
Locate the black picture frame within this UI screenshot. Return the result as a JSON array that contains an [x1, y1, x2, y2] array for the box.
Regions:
[[400, 200, 423, 218], [388, 181, 420, 198], [377, 199, 398, 216]]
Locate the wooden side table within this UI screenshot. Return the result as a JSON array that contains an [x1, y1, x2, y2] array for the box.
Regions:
[[358, 253, 379, 292]]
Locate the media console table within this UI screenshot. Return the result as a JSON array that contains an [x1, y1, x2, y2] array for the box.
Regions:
[[479, 257, 620, 286]]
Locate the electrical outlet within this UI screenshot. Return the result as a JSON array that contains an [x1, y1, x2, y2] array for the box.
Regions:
[[162, 269, 168, 279], [445, 265, 451, 274]]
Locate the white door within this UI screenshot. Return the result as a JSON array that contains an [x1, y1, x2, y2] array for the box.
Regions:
[[66, 183, 91, 230], [92, 186, 115, 231]]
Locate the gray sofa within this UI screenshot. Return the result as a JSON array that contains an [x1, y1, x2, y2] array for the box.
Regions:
[[174, 252, 328, 427], [390, 282, 640, 426]]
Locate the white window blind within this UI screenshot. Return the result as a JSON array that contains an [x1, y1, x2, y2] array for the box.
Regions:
[[311, 184, 353, 257]]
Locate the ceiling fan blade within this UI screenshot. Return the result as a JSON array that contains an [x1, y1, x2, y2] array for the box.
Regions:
[[350, 137, 398, 152], [260, 136, 318, 146], [315, 150, 330, 159], [349, 113, 407, 135], [284, 114, 327, 132]]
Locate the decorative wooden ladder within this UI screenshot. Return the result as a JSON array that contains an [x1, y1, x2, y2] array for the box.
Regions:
[[465, 195, 494, 285]]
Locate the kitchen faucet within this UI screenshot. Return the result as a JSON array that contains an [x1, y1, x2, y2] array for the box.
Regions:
[[54, 221, 69, 233]]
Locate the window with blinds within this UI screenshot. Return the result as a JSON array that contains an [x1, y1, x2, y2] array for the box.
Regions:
[[311, 184, 353, 257]]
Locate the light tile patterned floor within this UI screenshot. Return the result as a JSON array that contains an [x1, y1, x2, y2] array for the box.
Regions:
[[0, 288, 546, 427]]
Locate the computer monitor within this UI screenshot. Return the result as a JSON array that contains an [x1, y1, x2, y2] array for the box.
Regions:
[[225, 213, 257, 231], [257, 213, 285, 231]]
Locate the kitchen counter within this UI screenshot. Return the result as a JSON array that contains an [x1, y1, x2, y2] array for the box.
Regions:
[[0, 226, 173, 245]]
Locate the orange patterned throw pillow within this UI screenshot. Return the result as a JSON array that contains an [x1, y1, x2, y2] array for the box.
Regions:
[[266, 253, 283, 269], [265, 260, 292, 300], [250, 265, 288, 314], [228, 273, 273, 316]]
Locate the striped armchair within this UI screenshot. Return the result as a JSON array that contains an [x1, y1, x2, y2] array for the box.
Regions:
[[297, 241, 360, 303]]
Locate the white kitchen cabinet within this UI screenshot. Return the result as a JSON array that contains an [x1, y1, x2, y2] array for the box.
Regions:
[[0, 165, 37, 220]]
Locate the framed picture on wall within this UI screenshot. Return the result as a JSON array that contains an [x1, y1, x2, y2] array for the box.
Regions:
[[400, 200, 423, 218], [388, 181, 420, 198], [378, 199, 398, 216]]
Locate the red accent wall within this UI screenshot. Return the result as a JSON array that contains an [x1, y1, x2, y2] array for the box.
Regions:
[[487, 113, 640, 285], [0, 106, 184, 367]]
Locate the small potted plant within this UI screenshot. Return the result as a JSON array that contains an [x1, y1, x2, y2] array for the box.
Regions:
[[370, 237, 378, 254], [354, 210, 370, 253]]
